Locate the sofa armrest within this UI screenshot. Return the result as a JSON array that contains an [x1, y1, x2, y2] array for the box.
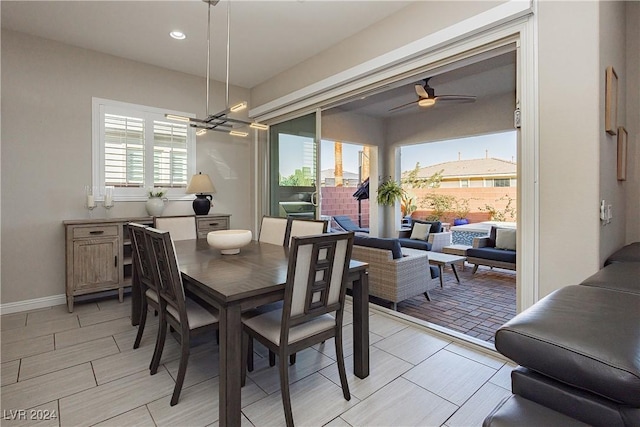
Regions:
[[428, 232, 452, 252], [398, 229, 411, 239], [473, 237, 490, 248]]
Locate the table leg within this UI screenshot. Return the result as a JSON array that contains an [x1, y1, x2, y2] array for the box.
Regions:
[[351, 270, 370, 379], [439, 265, 444, 288], [131, 260, 141, 326], [219, 302, 243, 427], [451, 263, 461, 283]]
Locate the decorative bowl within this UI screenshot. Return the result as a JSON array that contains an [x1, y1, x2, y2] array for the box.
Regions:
[[207, 229, 252, 255]]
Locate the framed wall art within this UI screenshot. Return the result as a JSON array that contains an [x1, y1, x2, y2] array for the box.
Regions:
[[605, 66, 618, 135], [617, 126, 627, 181]]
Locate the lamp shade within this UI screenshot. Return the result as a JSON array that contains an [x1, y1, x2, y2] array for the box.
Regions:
[[186, 173, 215, 194]]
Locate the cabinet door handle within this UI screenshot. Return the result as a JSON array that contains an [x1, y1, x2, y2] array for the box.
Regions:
[[115, 256, 118, 267], [90, 230, 105, 235], [209, 222, 219, 226]]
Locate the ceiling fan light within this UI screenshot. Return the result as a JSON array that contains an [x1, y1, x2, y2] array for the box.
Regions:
[[230, 101, 247, 112], [196, 129, 207, 136], [169, 30, 186, 40], [250, 122, 269, 130], [229, 130, 249, 137], [165, 114, 191, 122], [418, 98, 436, 107]]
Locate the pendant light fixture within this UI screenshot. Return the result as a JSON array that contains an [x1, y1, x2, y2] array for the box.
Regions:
[[166, 0, 267, 137]]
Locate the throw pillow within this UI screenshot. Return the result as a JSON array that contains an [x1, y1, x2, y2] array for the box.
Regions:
[[495, 228, 516, 250], [410, 223, 430, 241]]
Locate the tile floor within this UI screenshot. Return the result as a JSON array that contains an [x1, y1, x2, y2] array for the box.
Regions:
[[396, 265, 516, 342], [1, 296, 516, 426]]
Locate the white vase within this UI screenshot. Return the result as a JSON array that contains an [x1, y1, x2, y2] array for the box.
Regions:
[[146, 197, 165, 216]]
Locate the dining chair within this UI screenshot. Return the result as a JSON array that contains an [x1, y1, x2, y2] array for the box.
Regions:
[[154, 215, 197, 241], [287, 218, 328, 247], [145, 227, 219, 406], [242, 232, 354, 427], [129, 223, 160, 350], [258, 216, 290, 246]]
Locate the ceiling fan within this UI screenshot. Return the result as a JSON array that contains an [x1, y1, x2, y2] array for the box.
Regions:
[[389, 78, 477, 112]]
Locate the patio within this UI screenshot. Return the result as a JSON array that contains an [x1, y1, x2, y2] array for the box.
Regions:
[[374, 265, 516, 343]]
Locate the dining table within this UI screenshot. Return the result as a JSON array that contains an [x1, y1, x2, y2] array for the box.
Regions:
[[130, 238, 370, 427]]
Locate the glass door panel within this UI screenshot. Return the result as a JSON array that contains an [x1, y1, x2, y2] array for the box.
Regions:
[[269, 112, 320, 219]]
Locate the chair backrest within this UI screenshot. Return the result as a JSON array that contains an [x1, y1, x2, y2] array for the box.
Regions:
[[287, 218, 328, 246], [128, 223, 157, 292], [144, 227, 187, 325], [258, 216, 289, 246], [154, 216, 197, 241], [333, 215, 358, 232], [282, 232, 354, 333]]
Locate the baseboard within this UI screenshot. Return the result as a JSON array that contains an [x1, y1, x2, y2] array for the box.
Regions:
[[0, 294, 67, 315]]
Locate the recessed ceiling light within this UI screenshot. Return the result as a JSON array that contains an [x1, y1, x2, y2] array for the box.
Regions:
[[169, 31, 186, 40]]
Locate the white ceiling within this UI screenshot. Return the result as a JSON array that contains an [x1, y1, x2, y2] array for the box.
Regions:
[[1, 0, 411, 88]]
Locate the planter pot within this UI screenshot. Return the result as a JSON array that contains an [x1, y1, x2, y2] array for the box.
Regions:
[[454, 218, 469, 226], [146, 197, 165, 216]]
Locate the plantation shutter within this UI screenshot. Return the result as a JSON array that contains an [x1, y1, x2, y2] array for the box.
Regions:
[[104, 114, 145, 188], [153, 120, 188, 188]]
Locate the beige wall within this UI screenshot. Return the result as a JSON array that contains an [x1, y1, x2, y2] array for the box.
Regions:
[[322, 109, 385, 147], [1, 30, 254, 304], [251, 1, 504, 107]]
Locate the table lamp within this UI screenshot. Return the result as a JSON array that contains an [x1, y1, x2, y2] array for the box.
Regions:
[[186, 172, 216, 215]]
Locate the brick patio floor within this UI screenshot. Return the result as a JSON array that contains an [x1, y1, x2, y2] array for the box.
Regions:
[[380, 264, 516, 343]]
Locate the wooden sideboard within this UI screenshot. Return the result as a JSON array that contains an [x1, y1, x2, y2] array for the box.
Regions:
[[63, 214, 230, 312]]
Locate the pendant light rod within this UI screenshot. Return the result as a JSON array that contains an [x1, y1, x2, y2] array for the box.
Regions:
[[206, 0, 211, 117], [225, 0, 230, 109]]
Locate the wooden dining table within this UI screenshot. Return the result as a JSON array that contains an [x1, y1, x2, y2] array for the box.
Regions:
[[130, 239, 370, 427]]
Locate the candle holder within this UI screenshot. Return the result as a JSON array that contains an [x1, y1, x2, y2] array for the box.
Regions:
[[85, 185, 96, 211], [103, 186, 114, 209]]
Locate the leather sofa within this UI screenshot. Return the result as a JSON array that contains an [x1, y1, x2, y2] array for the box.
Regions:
[[484, 242, 640, 426], [350, 235, 439, 310]]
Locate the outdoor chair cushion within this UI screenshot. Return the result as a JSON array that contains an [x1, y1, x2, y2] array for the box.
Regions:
[[397, 238, 432, 251], [411, 219, 443, 234], [354, 235, 403, 259], [467, 247, 516, 264], [333, 215, 369, 233]]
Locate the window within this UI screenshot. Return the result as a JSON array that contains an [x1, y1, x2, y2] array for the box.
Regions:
[[460, 179, 469, 188], [93, 98, 195, 201], [493, 178, 511, 187]]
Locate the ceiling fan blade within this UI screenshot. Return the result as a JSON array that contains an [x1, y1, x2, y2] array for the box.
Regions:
[[435, 95, 477, 103], [388, 100, 418, 112], [415, 84, 429, 98]]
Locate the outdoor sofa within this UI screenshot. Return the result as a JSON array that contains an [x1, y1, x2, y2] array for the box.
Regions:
[[350, 235, 439, 310], [397, 219, 453, 252], [466, 226, 516, 273]]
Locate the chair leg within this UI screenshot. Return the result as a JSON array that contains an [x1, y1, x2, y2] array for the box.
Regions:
[[472, 264, 479, 274], [133, 299, 149, 349], [247, 337, 254, 372], [279, 350, 294, 427], [170, 334, 190, 406], [241, 332, 249, 386], [289, 354, 296, 365], [335, 329, 351, 401], [269, 350, 276, 367], [150, 316, 167, 374], [423, 291, 431, 302]]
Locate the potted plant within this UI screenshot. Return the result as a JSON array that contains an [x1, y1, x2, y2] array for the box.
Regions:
[[377, 178, 405, 206], [400, 193, 417, 218], [146, 187, 168, 216], [453, 197, 472, 225], [422, 193, 455, 222]]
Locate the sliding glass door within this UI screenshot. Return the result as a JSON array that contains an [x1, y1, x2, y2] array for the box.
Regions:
[[268, 112, 321, 219]]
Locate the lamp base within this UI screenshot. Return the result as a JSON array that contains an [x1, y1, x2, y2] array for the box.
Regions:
[[192, 194, 212, 215]]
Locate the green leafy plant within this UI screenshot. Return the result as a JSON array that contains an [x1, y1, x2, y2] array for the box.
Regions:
[[479, 195, 517, 221], [421, 193, 455, 221], [400, 193, 417, 217], [452, 197, 473, 220], [401, 163, 444, 189], [377, 178, 405, 206], [148, 187, 167, 198]]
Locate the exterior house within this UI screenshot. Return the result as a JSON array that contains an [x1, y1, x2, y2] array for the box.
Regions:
[[1, 1, 638, 318], [405, 157, 517, 188]]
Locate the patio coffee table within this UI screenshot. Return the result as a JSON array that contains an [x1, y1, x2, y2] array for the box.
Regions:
[[427, 251, 466, 287]]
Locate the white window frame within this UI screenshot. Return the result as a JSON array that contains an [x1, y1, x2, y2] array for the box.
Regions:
[[92, 98, 196, 201]]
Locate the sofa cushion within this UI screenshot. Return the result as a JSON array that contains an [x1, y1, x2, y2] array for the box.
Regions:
[[483, 395, 590, 427], [410, 219, 442, 234], [397, 238, 432, 251], [495, 228, 516, 250], [354, 235, 403, 259], [467, 247, 516, 264], [429, 265, 440, 279], [495, 285, 640, 406], [580, 262, 640, 295], [410, 222, 430, 241], [605, 242, 640, 265]]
